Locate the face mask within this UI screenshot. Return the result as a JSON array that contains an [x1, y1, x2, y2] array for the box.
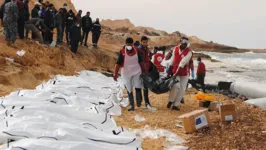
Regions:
[[64, 6, 67, 9], [180, 44, 187, 50], [126, 46, 133, 51], [197, 61, 200, 64]]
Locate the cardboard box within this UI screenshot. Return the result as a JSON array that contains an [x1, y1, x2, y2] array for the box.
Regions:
[[220, 104, 236, 122], [209, 101, 221, 112], [178, 109, 210, 133]]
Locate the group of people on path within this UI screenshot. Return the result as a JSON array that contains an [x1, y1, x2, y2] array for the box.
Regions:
[[114, 36, 206, 111], [0, 0, 102, 54]]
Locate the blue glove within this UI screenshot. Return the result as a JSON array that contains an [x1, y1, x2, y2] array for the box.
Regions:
[[191, 70, 195, 79]]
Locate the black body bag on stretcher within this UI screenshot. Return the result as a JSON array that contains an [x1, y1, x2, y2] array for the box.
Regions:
[[140, 62, 179, 94]]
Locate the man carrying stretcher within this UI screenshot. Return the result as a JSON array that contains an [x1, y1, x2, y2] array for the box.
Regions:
[[165, 37, 193, 111]]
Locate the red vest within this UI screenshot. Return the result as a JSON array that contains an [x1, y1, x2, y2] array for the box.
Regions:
[[154, 53, 165, 72], [120, 47, 138, 67], [197, 62, 206, 76], [172, 46, 192, 76], [138, 46, 150, 71]]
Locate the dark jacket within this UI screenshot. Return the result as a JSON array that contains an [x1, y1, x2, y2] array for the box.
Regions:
[[81, 16, 92, 31], [0, 2, 5, 20], [44, 9, 54, 29], [92, 21, 101, 33], [31, 5, 40, 18], [54, 13, 62, 27], [24, 0, 29, 21], [61, 8, 67, 26], [75, 14, 82, 26], [70, 24, 81, 42], [65, 12, 75, 27]]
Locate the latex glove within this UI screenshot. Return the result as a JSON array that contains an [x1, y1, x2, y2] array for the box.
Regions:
[[191, 70, 195, 79]]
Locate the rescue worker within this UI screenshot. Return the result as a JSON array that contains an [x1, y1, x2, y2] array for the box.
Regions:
[[70, 20, 81, 54], [151, 50, 165, 73], [65, 9, 75, 44], [3, 0, 19, 47], [196, 57, 206, 92], [150, 46, 158, 59], [166, 37, 193, 111], [81, 11, 92, 47], [138, 36, 152, 107], [91, 18, 101, 48], [113, 37, 145, 111], [55, 8, 63, 43]]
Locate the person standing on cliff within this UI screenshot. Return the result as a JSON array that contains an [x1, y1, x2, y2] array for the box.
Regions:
[[3, 0, 19, 47], [196, 57, 206, 92], [31, 2, 40, 18], [16, 0, 26, 39], [138, 36, 152, 108], [165, 37, 193, 111], [113, 37, 146, 111], [75, 10, 82, 45], [65, 9, 75, 44], [91, 18, 101, 48], [61, 3, 68, 43], [81, 11, 92, 47], [43, 4, 54, 44], [54, 8, 63, 44], [70, 19, 81, 54]]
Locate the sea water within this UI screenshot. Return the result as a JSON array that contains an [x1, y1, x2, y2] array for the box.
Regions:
[[195, 52, 266, 84]]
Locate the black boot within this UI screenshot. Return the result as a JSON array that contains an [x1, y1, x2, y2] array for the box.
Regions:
[[128, 92, 134, 111], [172, 106, 180, 111], [167, 102, 173, 108], [144, 88, 151, 107], [136, 88, 142, 107]]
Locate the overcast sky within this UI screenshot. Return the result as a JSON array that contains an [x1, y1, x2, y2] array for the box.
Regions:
[[71, 0, 266, 49]]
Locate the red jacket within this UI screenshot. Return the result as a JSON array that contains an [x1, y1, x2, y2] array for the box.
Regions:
[[153, 53, 165, 72], [197, 62, 206, 76], [138, 45, 150, 72], [172, 46, 192, 76]]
